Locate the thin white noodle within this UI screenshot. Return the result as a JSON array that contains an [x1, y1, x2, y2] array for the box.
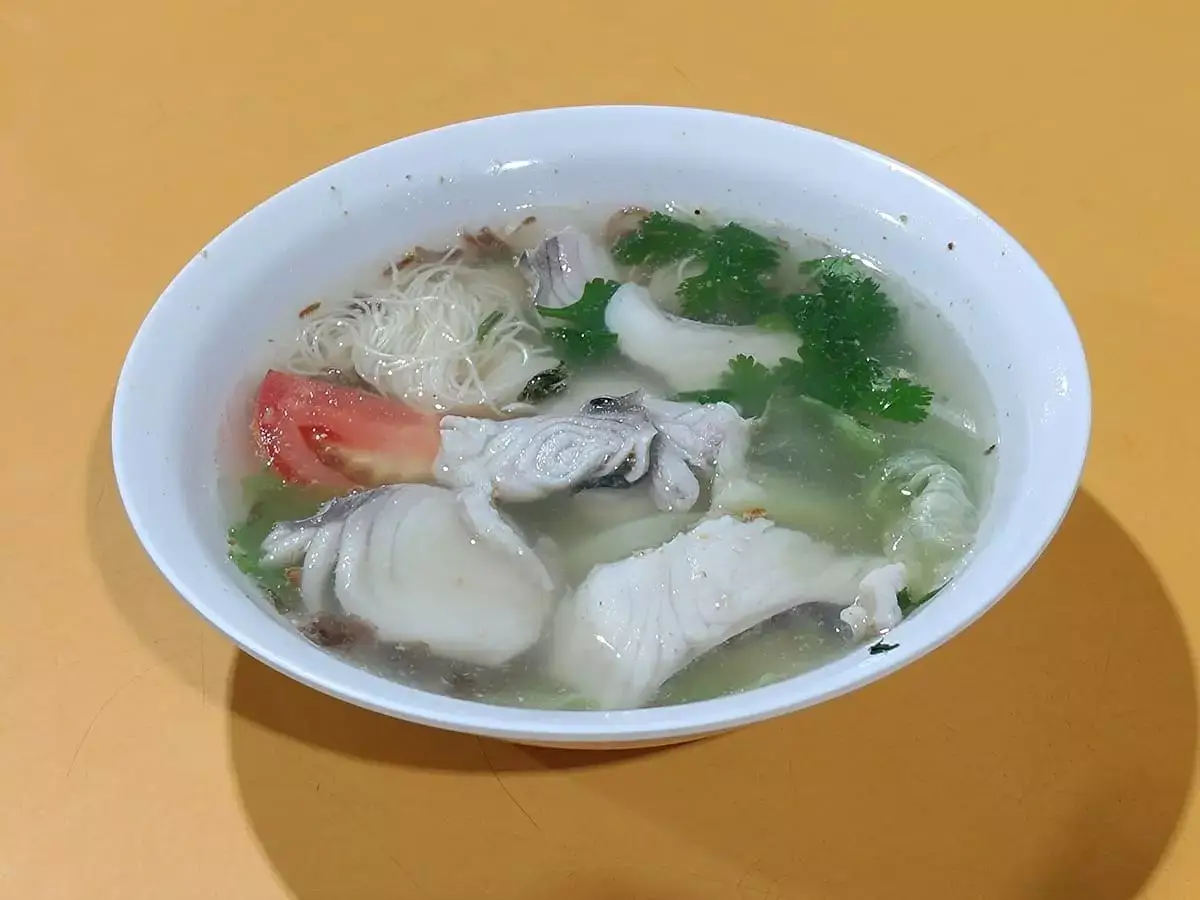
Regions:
[[289, 256, 558, 412]]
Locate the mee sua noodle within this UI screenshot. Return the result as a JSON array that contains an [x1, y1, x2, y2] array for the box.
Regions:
[[226, 206, 995, 710]]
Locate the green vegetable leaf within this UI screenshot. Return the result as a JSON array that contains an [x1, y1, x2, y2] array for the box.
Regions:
[[614, 216, 932, 424], [717, 354, 781, 417], [861, 375, 935, 424], [776, 255, 931, 423], [611, 211, 708, 267], [227, 471, 334, 612], [546, 327, 618, 364], [675, 354, 781, 417], [229, 518, 298, 610], [538, 278, 622, 365], [785, 257, 899, 355], [612, 213, 781, 325], [676, 223, 781, 324], [538, 278, 621, 331]]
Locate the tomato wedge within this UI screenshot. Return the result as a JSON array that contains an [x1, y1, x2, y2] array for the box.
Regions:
[[253, 370, 443, 490]]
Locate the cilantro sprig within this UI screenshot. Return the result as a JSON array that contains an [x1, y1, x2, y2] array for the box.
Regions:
[[612, 212, 934, 423], [538, 278, 622, 364], [613, 213, 780, 324], [678, 355, 778, 417], [780, 258, 932, 422]]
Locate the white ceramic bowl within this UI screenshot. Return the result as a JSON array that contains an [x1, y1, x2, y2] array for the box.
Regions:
[[112, 106, 1090, 747]]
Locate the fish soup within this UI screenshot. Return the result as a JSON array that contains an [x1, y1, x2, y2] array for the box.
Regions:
[[226, 205, 996, 711]]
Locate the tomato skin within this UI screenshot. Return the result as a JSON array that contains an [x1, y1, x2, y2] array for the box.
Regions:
[[252, 370, 443, 489]]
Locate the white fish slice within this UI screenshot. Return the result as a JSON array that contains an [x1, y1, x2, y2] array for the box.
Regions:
[[435, 407, 659, 502], [261, 484, 556, 667], [603, 283, 800, 393], [518, 227, 620, 309], [549, 515, 907, 709]]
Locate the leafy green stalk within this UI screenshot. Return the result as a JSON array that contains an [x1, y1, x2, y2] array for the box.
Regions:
[[227, 471, 334, 611]]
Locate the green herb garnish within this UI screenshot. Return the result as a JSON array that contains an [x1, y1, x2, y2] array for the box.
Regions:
[[869, 641, 899, 655], [545, 328, 618, 363], [613, 213, 780, 324], [610, 211, 707, 267], [683, 257, 930, 424], [681, 345, 930, 427], [677, 354, 779, 417], [227, 471, 334, 611], [539, 278, 622, 365], [789, 257, 899, 354], [617, 213, 932, 423], [776, 257, 931, 423]]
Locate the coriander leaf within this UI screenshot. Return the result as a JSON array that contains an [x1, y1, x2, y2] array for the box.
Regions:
[[819, 276, 896, 352], [674, 354, 781, 416], [791, 256, 899, 352], [537, 278, 621, 331], [781, 350, 932, 425], [538, 278, 622, 365], [518, 363, 569, 403], [778, 255, 931, 423], [861, 375, 935, 424], [546, 327, 618, 364], [611, 213, 782, 325], [611, 211, 708, 267], [716, 354, 780, 417], [677, 223, 781, 324], [869, 641, 899, 655], [777, 349, 870, 413]]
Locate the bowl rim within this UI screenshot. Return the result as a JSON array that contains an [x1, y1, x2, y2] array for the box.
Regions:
[[113, 104, 1092, 743]]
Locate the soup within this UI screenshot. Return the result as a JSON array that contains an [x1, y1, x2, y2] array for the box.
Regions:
[[225, 204, 996, 710]]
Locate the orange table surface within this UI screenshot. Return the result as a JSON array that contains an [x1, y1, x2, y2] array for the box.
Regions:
[[3, 1, 1198, 898]]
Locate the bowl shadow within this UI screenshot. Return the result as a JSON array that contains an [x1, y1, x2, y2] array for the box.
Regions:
[[228, 489, 1196, 900]]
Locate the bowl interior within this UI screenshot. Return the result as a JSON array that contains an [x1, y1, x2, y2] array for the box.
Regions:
[[113, 106, 1089, 744]]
